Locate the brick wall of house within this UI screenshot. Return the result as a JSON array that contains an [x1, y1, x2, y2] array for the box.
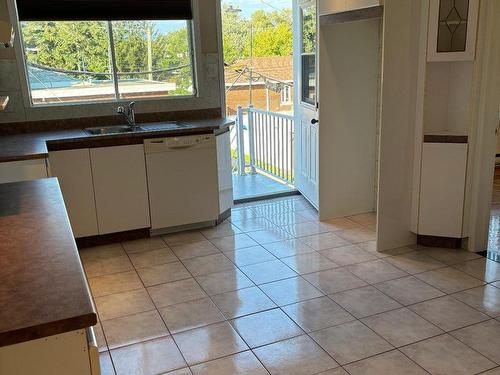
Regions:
[[226, 84, 293, 115]]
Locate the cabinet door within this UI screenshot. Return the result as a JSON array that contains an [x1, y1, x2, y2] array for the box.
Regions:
[[90, 144, 150, 235], [0, 159, 47, 184], [48, 149, 98, 238], [418, 143, 468, 237], [216, 132, 233, 214]]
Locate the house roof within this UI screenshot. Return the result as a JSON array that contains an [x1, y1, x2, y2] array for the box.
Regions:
[[225, 55, 293, 86]]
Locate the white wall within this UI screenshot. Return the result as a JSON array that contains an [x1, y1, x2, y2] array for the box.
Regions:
[[377, 0, 421, 250], [0, 0, 223, 124], [318, 17, 381, 219]]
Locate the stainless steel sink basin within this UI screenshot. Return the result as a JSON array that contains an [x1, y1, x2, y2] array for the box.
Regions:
[[85, 125, 143, 135]]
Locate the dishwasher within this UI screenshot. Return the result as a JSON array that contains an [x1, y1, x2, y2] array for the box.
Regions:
[[144, 134, 219, 231]]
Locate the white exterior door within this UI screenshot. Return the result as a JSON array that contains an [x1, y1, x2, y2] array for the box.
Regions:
[[294, 0, 319, 208]]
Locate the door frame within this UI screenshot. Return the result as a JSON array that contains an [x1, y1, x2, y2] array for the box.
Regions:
[[464, 0, 500, 252], [293, 0, 320, 208]]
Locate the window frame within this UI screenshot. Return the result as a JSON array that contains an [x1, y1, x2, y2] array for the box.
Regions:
[[15, 15, 199, 108]]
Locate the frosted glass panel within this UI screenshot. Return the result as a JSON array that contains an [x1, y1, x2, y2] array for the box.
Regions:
[[437, 0, 469, 53]]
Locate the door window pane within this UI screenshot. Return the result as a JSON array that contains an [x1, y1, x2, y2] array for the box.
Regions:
[[302, 6, 316, 54], [437, 0, 469, 52], [301, 54, 315, 106]]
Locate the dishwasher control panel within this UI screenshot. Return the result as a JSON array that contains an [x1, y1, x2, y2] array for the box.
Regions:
[[144, 134, 215, 153]]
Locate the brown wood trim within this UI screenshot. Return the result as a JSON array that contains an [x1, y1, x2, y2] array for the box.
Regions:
[[320, 5, 383, 26], [76, 228, 150, 249], [417, 234, 463, 249], [423, 134, 468, 144]]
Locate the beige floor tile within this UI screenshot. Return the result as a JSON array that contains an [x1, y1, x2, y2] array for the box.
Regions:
[[94, 322, 108, 352], [299, 208, 320, 222], [310, 321, 393, 365], [361, 308, 443, 347], [357, 240, 377, 253], [230, 308, 303, 348], [224, 246, 277, 266], [200, 222, 242, 239], [263, 239, 316, 258], [111, 336, 186, 375], [414, 267, 485, 294], [99, 351, 115, 375], [303, 268, 367, 294], [210, 234, 259, 252], [374, 276, 445, 305], [128, 248, 178, 269], [330, 286, 402, 318], [159, 298, 225, 334], [453, 258, 500, 283], [173, 321, 248, 365], [182, 253, 235, 276], [89, 271, 143, 298], [316, 368, 349, 375], [246, 227, 294, 244], [281, 198, 316, 212], [300, 232, 350, 251], [254, 335, 339, 375], [171, 240, 221, 260], [212, 286, 276, 319], [230, 207, 259, 221], [102, 310, 169, 349], [452, 285, 500, 317], [260, 277, 323, 306], [336, 227, 376, 244], [163, 231, 206, 247], [196, 268, 254, 295], [148, 278, 207, 308], [240, 260, 297, 285], [492, 281, 500, 288], [164, 368, 192, 375], [267, 211, 311, 226], [319, 245, 377, 266], [409, 296, 489, 331], [344, 350, 428, 375], [121, 237, 167, 254], [452, 319, 500, 364], [83, 255, 134, 278], [282, 296, 355, 332], [385, 251, 446, 274], [481, 368, 500, 375], [282, 222, 330, 238], [347, 260, 408, 284], [80, 243, 125, 262], [252, 203, 291, 217], [232, 217, 277, 232], [400, 334, 496, 375], [136, 261, 191, 287], [347, 213, 377, 228], [281, 253, 338, 275], [421, 247, 482, 265], [95, 289, 155, 321], [319, 217, 361, 232], [190, 351, 268, 375]]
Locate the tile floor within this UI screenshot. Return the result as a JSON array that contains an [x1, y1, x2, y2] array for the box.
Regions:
[[489, 168, 500, 255], [232, 173, 296, 201], [79, 195, 500, 375]]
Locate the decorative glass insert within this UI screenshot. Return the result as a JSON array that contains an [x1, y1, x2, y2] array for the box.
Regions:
[[301, 4, 316, 106], [437, 0, 469, 53]]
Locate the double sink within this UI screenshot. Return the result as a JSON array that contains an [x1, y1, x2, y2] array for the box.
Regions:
[[84, 121, 193, 136]]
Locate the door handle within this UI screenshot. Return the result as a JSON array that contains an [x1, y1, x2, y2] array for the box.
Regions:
[[311, 119, 319, 125]]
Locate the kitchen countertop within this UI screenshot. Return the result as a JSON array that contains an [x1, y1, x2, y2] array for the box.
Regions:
[[0, 178, 97, 347], [0, 117, 234, 162]]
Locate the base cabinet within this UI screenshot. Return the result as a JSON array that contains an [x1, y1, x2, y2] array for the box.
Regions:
[[418, 142, 468, 237], [49, 149, 99, 238], [216, 132, 233, 214], [0, 159, 48, 184]]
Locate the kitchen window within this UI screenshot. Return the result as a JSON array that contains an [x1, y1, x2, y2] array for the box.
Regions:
[[16, 0, 196, 105]]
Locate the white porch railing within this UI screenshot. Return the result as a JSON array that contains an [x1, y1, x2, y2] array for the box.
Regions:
[[232, 105, 295, 185]]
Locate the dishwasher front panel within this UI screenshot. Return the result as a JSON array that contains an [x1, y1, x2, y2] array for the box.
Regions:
[[145, 136, 219, 230]]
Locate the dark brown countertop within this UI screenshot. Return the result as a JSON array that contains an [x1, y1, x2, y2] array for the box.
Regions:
[[0, 118, 234, 162], [0, 178, 97, 347]]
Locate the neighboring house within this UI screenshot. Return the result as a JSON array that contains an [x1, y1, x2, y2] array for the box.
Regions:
[[225, 55, 293, 116]]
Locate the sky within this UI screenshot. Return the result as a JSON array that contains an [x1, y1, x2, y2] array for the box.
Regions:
[[222, 0, 291, 18]]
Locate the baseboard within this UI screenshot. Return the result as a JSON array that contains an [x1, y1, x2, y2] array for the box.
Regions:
[[417, 234, 462, 249], [234, 190, 300, 204], [76, 228, 150, 249]]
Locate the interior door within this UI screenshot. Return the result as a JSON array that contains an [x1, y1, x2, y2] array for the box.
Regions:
[[294, 0, 319, 208]]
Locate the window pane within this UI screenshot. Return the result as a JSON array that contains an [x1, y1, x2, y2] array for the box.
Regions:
[[302, 6, 316, 54], [111, 20, 194, 99], [21, 21, 115, 104], [301, 54, 315, 105]]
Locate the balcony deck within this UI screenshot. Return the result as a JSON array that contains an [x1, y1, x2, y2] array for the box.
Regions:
[[233, 172, 296, 202]]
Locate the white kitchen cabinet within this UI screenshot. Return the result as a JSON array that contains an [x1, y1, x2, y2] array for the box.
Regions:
[[0, 159, 47, 184], [216, 132, 233, 215], [427, 0, 479, 62], [418, 142, 468, 237], [90, 144, 150, 235], [48, 149, 99, 238]]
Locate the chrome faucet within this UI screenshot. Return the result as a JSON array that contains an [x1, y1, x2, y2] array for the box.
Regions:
[[116, 102, 137, 130]]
